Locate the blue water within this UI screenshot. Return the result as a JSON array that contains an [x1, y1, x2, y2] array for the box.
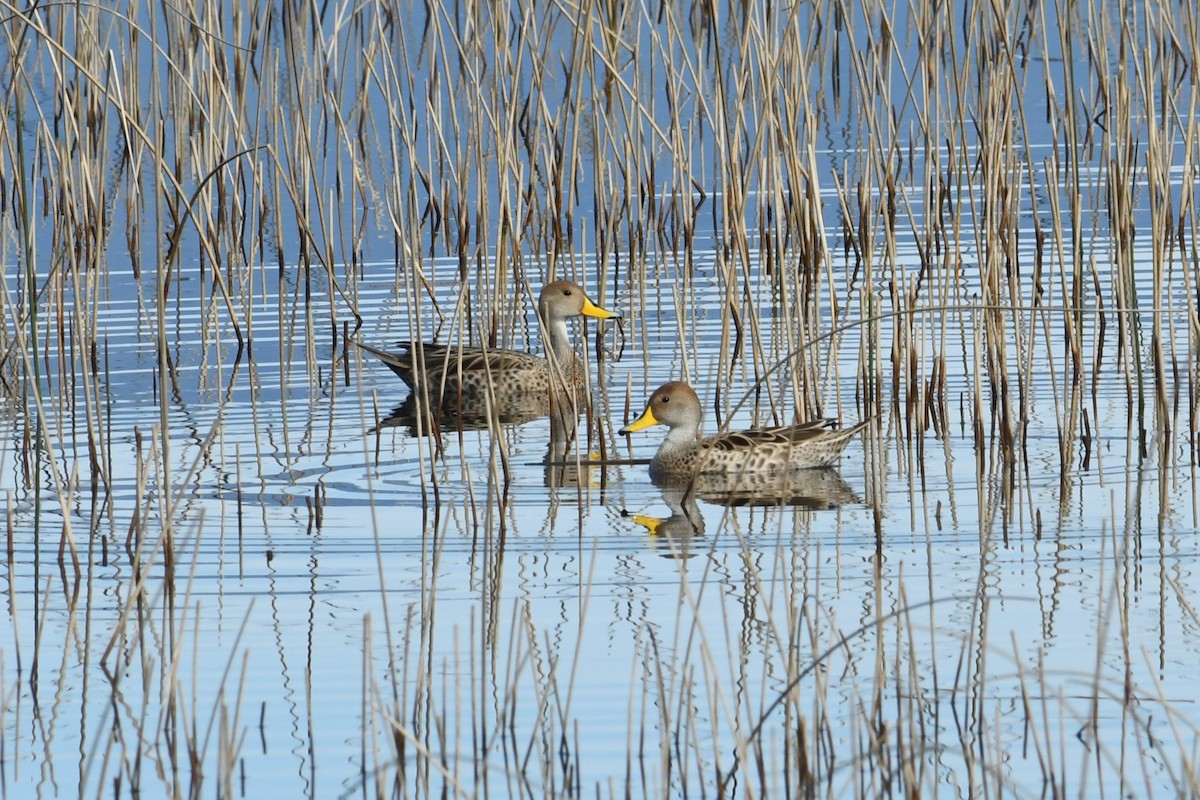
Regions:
[[3, 1, 1200, 798]]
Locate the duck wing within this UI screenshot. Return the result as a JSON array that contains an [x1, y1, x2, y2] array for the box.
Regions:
[[355, 340, 542, 384], [704, 418, 837, 451]]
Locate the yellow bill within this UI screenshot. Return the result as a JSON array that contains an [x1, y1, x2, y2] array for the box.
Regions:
[[581, 297, 619, 319], [619, 406, 659, 434]]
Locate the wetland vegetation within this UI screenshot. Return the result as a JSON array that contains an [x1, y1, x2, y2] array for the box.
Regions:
[[2, 0, 1200, 797]]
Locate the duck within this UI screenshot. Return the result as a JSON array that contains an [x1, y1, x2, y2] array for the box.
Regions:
[[619, 381, 868, 480], [356, 281, 618, 417]]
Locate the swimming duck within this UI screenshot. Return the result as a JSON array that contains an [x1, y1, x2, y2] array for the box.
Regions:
[[357, 281, 618, 417], [619, 381, 868, 480]]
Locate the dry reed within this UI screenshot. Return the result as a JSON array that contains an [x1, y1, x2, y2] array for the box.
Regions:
[[0, 0, 1197, 796]]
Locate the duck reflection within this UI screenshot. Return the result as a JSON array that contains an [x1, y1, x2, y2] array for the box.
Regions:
[[543, 451, 610, 489], [623, 488, 706, 559], [542, 411, 606, 489], [371, 392, 608, 490], [623, 468, 859, 559], [371, 393, 554, 435], [672, 467, 860, 509]]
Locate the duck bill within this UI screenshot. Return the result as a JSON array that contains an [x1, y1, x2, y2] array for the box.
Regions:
[[619, 406, 659, 434], [581, 297, 619, 320]]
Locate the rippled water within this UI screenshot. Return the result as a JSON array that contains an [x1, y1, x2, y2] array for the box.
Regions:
[[4, 242, 1199, 798], [4, 1, 1200, 797]]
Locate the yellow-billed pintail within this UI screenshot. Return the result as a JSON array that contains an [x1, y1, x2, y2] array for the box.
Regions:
[[619, 381, 868, 480], [356, 281, 618, 416]]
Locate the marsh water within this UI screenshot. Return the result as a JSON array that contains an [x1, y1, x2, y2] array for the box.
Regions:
[[8, 253, 1199, 798], [4, 1, 1200, 798]]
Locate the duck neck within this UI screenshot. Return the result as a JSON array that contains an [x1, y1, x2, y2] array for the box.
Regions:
[[543, 317, 574, 364], [659, 424, 698, 455]]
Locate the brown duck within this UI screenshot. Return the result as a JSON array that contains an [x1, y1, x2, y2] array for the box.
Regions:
[[357, 281, 618, 419], [620, 381, 868, 480]]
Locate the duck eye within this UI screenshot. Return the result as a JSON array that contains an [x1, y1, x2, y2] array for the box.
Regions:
[[562, 289, 572, 296], [661, 397, 670, 404]]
